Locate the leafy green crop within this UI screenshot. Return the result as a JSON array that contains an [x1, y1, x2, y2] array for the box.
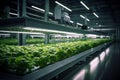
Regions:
[[0, 39, 111, 75]]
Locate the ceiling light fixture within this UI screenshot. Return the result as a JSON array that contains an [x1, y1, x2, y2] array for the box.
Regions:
[[80, 1, 90, 10], [93, 12, 99, 18], [55, 1, 72, 12]]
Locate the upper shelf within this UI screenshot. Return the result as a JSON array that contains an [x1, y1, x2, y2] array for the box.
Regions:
[[0, 17, 103, 35]]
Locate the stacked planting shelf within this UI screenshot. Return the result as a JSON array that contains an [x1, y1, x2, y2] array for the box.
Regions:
[[0, 39, 111, 80]]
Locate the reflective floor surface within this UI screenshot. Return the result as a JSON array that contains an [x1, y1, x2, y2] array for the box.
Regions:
[[62, 42, 120, 80]]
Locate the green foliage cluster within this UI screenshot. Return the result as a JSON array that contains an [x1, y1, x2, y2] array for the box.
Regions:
[[0, 38, 44, 45], [0, 39, 111, 75]]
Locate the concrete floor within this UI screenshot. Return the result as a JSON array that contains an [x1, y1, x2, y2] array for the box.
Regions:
[[62, 42, 120, 80]]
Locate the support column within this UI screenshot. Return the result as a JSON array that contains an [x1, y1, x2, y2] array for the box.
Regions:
[[85, 15, 87, 25], [45, 34, 49, 44], [18, 33, 26, 45], [44, 0, 49, 21], [22, 0, 27, 17], [4, 6, 10, 18], [17, 0, 20, 17], [18, 0, 26, 17]]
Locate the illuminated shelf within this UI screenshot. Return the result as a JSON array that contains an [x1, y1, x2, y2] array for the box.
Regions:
[[0, 17, 103, 35]]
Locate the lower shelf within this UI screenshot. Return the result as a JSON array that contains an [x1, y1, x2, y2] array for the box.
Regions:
[[0, 42, 112, 80]]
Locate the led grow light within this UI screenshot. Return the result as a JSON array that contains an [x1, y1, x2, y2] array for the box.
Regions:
[[93, 12, 99, 18], [55, 1, 72, 12], [9, 12, 18, 16], [80, 15, 85, 19], [65, 15, 70, 18], [80, 1, 90, 10], [92, 29, 115, 31], [86, 34, 98, 38], [99, 25, 101, 27], [0, 33, 10, 36], [23, 27, 81, 35], [49, 12, 53, 15], [0, 30, 44, 35], [86, 18, 90, 21], [77, 22, 83, 26], [80, 15, 90, 21], [32, 6, 45, 12], [70, 20, 74, 23], [32, 6, 53, 15]]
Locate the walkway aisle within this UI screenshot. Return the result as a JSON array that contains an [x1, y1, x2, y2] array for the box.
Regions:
[[101, 42, 120, 80], [62, 42, 120, 80]]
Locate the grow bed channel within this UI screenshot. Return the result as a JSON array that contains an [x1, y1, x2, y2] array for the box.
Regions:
[[0, 41, 112, 80]]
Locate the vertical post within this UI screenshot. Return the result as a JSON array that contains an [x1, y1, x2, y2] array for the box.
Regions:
[[44, 0, 49, 21], [116, 27, 117, 41], [5, 6, 10, 18], [18, 0, 26, 17], [22, 0, 27, 17], [45, 34, 49, 44], [17, 0, 20, 17], [85, 15, 87, 25], [18, 33, 26, 45]]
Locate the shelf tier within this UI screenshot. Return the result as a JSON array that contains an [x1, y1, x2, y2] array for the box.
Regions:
[[0, 42, 112, 80]]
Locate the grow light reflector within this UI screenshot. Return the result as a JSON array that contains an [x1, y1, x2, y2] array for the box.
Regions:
[[80, 1, 90, 10], [55, 1, 72, 12]]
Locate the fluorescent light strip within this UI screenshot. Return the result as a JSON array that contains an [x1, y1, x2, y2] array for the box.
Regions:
[[32, 6, 45, 12], [86, 18, 90, 21], [0, 30, 44, 35], [77, 22, 83, 26], [65, 15, 70, 18], [93, 12, 99, 18], [0, 33, 10, 36], [80, 1, 90, 10], [80, 15, 90, 21], [80, 15, 85, 19], [32, 6, 53, 15], [49, 12, 53, 15], [92, 29, 115, 31], [55, 1, 72, 12], [9, 12, 18, 16], [70, 20, 74, 23], [23, 27, 79, 35]]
